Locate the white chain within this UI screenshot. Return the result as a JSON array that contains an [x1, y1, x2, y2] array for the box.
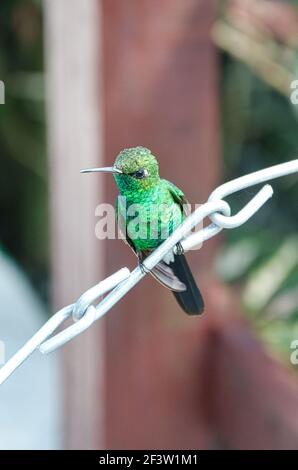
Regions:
[[1, 159, 298, 385]]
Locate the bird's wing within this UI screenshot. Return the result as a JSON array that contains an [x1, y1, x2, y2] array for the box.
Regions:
[[116, 190, 188, 293], [143, 180, 189, 292], [138, 250, 186, 292], [163, 179, 190, 216], [161, 180, 204, 313]]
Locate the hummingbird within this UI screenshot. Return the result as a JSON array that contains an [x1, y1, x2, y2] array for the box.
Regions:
[[81, 146, 204, 315]]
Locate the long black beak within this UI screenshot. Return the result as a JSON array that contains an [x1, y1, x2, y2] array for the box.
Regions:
[[80, 166, 122, 174]]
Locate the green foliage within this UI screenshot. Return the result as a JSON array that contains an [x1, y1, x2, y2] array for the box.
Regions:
[[0, 0, 48, 300], [218, 54, 298, 361]]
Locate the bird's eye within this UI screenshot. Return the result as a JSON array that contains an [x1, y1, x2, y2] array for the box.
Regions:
[[133, 168, 148, 179]]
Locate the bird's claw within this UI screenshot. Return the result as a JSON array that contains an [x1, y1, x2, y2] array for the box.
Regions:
[[138, 261, 150, 275], [176, 241, 185, 256]]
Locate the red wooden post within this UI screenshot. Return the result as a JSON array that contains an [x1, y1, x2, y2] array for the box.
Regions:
[[102, 0, 219, 449], [47, 0, 220, 449]]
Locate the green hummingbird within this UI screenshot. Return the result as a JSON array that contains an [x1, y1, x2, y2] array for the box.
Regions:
[[81, 146, 204, 315]]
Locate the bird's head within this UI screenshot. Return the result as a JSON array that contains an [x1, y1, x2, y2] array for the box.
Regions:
[[81, 146, 159, 194]]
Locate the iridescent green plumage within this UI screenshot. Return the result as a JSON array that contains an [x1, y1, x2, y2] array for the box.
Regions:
[[114, 147, 186, 252], [82, 146, 204, 314], [112, 147, 204, 315]]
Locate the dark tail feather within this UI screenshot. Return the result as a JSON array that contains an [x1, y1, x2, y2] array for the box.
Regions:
[[170, 254, 204, 315]]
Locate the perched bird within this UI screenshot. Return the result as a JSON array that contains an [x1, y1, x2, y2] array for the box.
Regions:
[[81, 146, 204, 315]]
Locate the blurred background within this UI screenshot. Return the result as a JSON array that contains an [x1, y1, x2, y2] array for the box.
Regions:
[[1, 0, 298, 450]]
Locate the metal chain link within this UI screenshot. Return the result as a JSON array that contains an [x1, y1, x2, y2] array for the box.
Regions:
[[1, 159, 298, 385]]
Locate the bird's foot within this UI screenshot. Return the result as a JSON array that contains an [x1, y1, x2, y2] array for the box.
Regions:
[[137, 252, 151, 274], [175, 241, 185, 256], [138, 261, 150, 275]]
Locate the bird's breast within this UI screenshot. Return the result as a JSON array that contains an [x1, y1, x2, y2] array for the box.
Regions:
[[124, 191, 183, 251]]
